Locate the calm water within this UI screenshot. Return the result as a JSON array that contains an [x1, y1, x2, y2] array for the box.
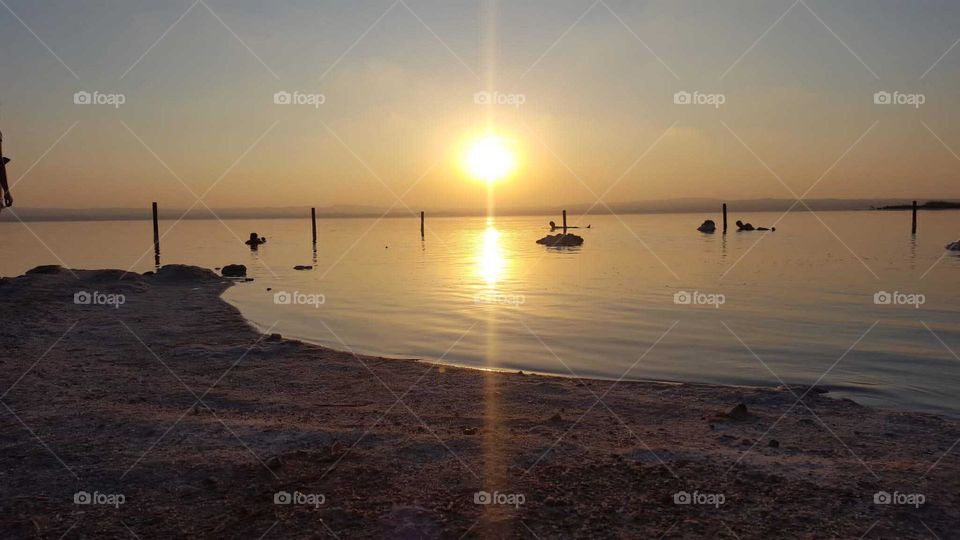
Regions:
[[3, 211, 960, 416]]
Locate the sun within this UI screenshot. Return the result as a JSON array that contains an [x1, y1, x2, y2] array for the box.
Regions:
[[465, 135, 516, 182]]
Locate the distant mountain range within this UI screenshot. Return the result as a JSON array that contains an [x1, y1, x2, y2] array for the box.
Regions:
[[876, 200, 960, 210], [1, 199, 957, 222]]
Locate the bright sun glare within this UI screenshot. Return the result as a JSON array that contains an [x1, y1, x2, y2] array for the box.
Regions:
[[465, 135, 515, 182]]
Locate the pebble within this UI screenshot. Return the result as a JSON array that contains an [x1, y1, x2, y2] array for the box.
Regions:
[[727, 403, 751, 421]]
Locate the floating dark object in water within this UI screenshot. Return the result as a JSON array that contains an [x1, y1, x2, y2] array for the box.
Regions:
[[293, 265, 313, 270], [947, 241, 960, 251], [221, 264, 247, 277], [697, 220, 716, 233], [537, 233, 584, 247], [245, 232, 267, 248]]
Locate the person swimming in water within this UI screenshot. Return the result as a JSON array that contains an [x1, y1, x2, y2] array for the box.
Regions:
[[697, 219, 717, 233], [736, 220, 775, 232], [245, 232, 267, 249]]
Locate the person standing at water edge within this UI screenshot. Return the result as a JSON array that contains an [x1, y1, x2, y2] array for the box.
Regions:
[[0, 130, 12, 211]]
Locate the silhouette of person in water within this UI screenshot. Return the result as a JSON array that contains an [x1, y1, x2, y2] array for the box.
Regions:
[[0, 130, 12, 211], [697, 219, 717, 233], [245, 232, 267, 249], [736, 220, 774, 232]]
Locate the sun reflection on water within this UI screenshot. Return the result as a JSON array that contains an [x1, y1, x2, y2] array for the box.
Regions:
[[478, 225, 506, 286]]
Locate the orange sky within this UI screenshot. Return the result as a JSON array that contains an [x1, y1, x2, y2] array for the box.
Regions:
[[2, 0, 960, 210]]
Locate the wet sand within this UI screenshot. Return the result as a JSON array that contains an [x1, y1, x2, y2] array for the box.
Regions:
[[0, 265, 957, 538]]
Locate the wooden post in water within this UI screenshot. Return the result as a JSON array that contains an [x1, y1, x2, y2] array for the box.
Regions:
[[311, 207, 317, 244], [420, 211, 425, 239], [722, 203, 728, 234], [912, 201, 918, 235], [152, 202, 160, 252], [152, 202, 160, 266], [562, 209, 567, 232]]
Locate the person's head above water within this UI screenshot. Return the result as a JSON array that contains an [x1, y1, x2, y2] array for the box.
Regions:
[[736, 220, 744, 226], [248, 232, 259, 241]]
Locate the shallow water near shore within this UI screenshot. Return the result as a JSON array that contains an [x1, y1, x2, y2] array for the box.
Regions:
[[2, 211, 959, 415]]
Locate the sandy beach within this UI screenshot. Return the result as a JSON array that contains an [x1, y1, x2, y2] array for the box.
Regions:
[[0, 264, 957, 539]]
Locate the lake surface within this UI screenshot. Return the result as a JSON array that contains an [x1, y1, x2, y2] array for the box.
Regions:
[[3, 211, 959, 416]]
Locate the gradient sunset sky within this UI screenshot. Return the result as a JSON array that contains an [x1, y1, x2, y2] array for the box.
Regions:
[[2, 0, 960, 210]]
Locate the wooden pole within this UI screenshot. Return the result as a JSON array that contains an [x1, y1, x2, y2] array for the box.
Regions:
[[152, 202, 160, 267], [562, 210, 567, 233], [152, 202, 160, 253], [912, 201, 918, 234], [722, 203, 728, 234], [420, 211, 425, 239], [311, 207, 317, 244]]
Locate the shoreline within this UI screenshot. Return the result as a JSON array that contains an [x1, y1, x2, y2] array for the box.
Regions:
[[236, 306, 938, 421], [0, 265, 957, 538]]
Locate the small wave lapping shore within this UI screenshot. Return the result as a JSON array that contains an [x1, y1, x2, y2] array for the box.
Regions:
[[0, 265, 957, 538]]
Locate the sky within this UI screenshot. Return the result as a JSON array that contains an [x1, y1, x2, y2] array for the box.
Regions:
[[2, 0, 960, 211]]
